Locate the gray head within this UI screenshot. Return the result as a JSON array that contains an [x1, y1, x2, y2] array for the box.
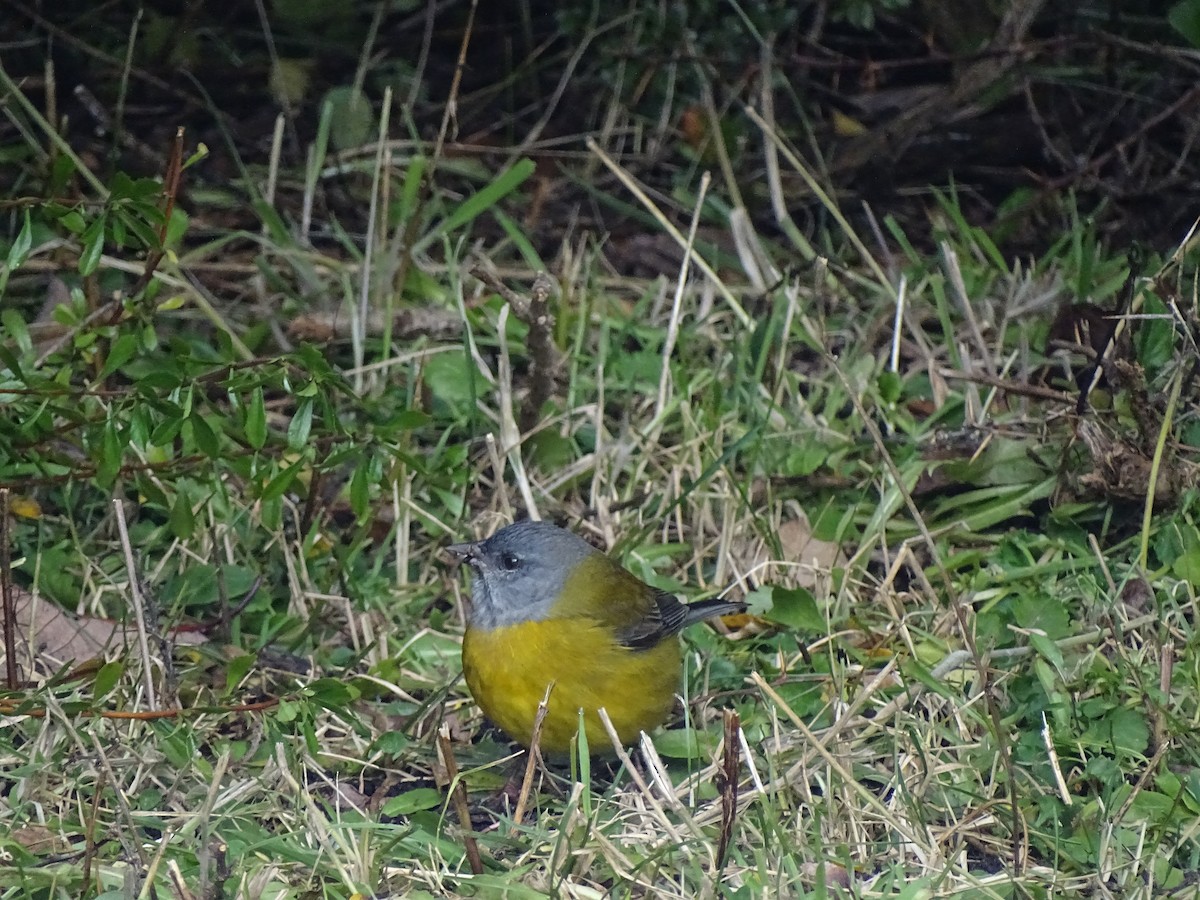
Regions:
[[448, 520, 600, 629]]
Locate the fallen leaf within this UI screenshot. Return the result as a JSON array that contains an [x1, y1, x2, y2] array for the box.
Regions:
[[6, 825, 68, 855], [778, 515, 843, 588], [4, 586, 206, 675]]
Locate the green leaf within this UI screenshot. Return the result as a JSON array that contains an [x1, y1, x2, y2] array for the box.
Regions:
[[141, 321, 159, 351], [156, 725, 197, 771], [97, 418, 123, 486], [424, 352, 477, 410], [6, 209, 33, 268], [308, 677, 358, 708], [395, 154, 427, 225], [763, 585, 823, 631], [1135, 293, 1173, 371], [262, 457, 305, 501], [55, 207, 87, 233], [372, 731, 411, 755], [1082, 707, 1149, 756], [1171, 535, 1200, 592], [654, 727, 718, 760], [493, 207, 545, 270], [93, 661, 125, 700], [1012, 593, 1070, 640], [877, 370, 902, 403], [276, 699, 301, 723], [183, 144, 210, 170], [414, 158, 536, 252], [110, 213, 128, 246], [323, 86, 375, 151], [382, 788, 443, 816], [78, 214, 107, 276], [117, 208, 158, 249], [169, 490, 195, 539], [150, 414, 184, 446], [287, 398, 314, 449], [100, 332, 140, 379], [224, 652, 257, 697], [1, 310, 32, 355], [252, 200, 292, 245], [165, 208, 189, 248], [110, 171, 162, 202], [349, 460, 370, 518], [1028, 631, 1066, 677], [575, 706, 590, 760], [189, 413, 219, 457], [1170, 0, 1200, 46], [783, 441, 826, 477], [245, 386, 267, 449]]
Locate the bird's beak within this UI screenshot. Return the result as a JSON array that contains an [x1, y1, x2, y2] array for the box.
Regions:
[[446, 541, 480, 564]]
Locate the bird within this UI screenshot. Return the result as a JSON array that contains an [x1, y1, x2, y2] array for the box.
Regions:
[[448, 520, 744, 754]]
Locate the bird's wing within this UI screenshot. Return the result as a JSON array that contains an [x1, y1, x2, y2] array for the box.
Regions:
[[614, 588, 689, 650], [615, 594, 747, 650]]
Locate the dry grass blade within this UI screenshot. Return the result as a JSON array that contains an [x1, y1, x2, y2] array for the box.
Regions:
[[113, 498, 159, 711], [584, 136, 750, 326], [744, 104, 893, 295], [596, 708, 689, 851], [0, 487, 15, 688], [655, 171, 710, 427], [511, 681, 555, 833], [749, 671, 932, 856]]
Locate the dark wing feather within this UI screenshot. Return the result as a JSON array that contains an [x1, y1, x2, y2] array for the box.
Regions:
[[616, 591, 745, 650]]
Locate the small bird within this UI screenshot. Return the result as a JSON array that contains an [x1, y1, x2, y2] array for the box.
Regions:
[[449, 520, 744, 754]]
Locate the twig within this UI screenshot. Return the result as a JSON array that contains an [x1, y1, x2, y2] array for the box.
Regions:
[[34, 128, 189, 366], [3, 1, 198, 101], [431, 0, 477, 160], [1042, 85, 1200, 191], [177, 575, 262, 636], [471, 267, 566, 434], [87, 730, 148, 868], [1076, 253, 1141, 415], [437, 726, 484, 875], [750, 671, 930, 851], [352, 86, 393, 390], [1040, 712, 1072, 805], [715, 709, 741, 874], [125, 126, 185, 303], [1140, 364, 1184, 570], [937, 368, 1074, 404], [493, 308, 538, 519]]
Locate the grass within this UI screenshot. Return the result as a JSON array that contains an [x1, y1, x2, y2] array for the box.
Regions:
[[3, 5, 1200, 899]]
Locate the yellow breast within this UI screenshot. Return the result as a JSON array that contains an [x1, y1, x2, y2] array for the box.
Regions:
[[462, 617, 681, 753]]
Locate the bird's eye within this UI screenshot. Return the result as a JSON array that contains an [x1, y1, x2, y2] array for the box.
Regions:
[[500, 552, 521, 571]]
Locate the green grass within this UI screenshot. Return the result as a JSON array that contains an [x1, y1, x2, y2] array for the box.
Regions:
[[3, 10, 1200, 900]]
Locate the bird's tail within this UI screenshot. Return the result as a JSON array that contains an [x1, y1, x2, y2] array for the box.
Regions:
[[680, 597, 747, 628]]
